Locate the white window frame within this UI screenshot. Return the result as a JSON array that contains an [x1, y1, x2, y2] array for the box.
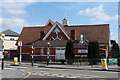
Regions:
[[40, 48, 44, 55], [78, 49, 88, 53]]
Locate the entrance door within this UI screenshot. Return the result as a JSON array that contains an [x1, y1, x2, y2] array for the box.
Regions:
[[55, 48, 65, 60]]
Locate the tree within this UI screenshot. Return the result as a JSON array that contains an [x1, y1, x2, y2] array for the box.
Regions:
[[65, 40, 75, 64], [88, 41, 100, 65], [111, 40, 119, 58]]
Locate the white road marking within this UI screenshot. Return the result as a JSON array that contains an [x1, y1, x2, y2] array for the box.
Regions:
[[4, 68, 16, 70], [92, 71, 118, 73], [30, 71, 100, 78], [9, 66, 28, 69]]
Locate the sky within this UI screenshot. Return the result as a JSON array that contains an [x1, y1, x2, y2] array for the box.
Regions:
[[0, 0, 119, 42]]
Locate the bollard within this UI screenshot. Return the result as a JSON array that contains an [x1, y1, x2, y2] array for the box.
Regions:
[[14, 57, 18, 66], [101, 59, 108, 70]]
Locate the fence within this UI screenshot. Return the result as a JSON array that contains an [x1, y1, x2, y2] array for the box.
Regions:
[[31, 55, 119, 67], [31, 56, 102, 66]]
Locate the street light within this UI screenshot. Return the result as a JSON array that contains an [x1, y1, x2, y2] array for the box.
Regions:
[[18, 41, 22, 65], [79, 35, 84, 65], [47, 42, 50, 66], [1, 34, 5, 70]]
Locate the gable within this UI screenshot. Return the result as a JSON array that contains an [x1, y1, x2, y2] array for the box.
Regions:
[[45, 19, 54, 26], [52, 25, 62, 33], [43, 23, 70, 40], [1, 29, 19, 36]]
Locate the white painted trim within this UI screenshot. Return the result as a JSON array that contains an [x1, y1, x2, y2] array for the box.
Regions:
[[45, 19, 54, 26], [43, 22, 70, 40]]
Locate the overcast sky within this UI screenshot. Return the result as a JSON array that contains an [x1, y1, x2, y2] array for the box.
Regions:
[[0, 0, 119, 42]]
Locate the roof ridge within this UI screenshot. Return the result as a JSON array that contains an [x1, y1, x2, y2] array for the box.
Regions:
[[1, 29, 19, 36], [66, 24, 109, 27]]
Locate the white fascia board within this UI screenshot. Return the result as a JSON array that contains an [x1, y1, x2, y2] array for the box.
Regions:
[[43, 23, 57, 40], [56, 23, 70, 40], [43, 22, 70, 40]]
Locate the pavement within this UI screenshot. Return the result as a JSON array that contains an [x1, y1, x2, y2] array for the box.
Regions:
[[3, 60, 120, 72]]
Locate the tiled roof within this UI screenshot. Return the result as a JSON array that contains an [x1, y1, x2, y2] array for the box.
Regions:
[[64, 24, 110, 44], [32, 40, 67, 48], [17, 20, 110, 45], [1, 29, 19, 36], [32, 40, 88, 48], [17, 25, 53, 45]]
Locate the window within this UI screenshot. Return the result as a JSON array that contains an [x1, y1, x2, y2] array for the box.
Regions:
[[71, 30, 76, 40], [50, 34, 64, 40], [10, 38, 14, 40], [78, 49, 88, 53], [40, 48, 44, 55]]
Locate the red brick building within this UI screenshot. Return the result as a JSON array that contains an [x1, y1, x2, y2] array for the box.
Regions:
[[17, 19, 110, 60]]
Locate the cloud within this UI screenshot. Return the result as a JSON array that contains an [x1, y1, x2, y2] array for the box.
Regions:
[[79, 5, 104, 16], [0, 0, 37, 30], [78, 5, 118, 24], [1, 1, 36, 16], [1, 17, 29, 28], [1, 0, 38, 2]]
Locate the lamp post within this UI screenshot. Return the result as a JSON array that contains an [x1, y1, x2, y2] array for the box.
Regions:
[[1, 34, 5, 70], [18, 41, 22, 65], [79, 35, 84, 64], [47, 42, 50, 66], [31, 46, 34, 66]]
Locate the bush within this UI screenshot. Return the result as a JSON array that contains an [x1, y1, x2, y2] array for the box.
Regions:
[[88, 41, 100, 65], [65, 40, 75, 64]]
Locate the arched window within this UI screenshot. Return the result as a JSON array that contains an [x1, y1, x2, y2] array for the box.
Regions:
[[50, 34, 64, 40]]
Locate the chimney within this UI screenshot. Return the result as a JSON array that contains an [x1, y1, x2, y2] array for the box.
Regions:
[[62, 18, 68, 26], [80, 34, 84, 43]]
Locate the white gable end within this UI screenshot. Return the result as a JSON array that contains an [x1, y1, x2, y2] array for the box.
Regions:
[[43, 22, 70, 40]]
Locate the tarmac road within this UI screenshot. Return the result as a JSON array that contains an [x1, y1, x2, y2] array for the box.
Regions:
[[2, 68, 26, 78], [1, 61, 120, 79], [26, 67, 119, 79]]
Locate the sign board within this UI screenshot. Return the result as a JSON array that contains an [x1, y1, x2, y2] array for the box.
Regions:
[[108, 58, 118, 64], [0, 52, 4, 59], [18, 41, 22, 46], [78, 49, 88, 53], [55, 48, 65, 60]]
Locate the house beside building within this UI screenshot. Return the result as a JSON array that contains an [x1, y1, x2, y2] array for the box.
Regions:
[[17, 19, 110, 60], [0, 29, 19, 58]]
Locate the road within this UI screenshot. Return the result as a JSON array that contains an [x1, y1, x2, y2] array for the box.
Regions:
[[2, 68, 25, 78], [0, 63, 119, 79], [26, 67, 119, 78]]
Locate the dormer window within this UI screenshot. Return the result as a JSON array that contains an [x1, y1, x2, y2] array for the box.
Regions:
[[50, 34, 64, 40]]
